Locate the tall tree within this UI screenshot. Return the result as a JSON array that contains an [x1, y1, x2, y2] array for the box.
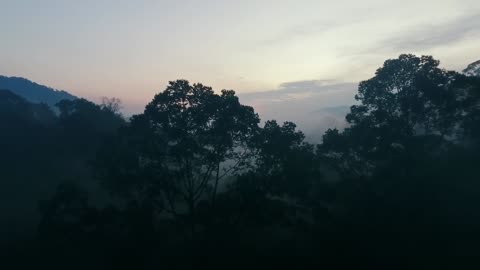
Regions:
[[321, 54, 467, 176], [251, 120, 320, 199], [96, 80, 260, 233]]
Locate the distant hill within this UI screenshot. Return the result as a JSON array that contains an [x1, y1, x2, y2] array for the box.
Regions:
[[0, 89, 56, 125], [463, 60, 480, 77], [0, 75, 76, 108]]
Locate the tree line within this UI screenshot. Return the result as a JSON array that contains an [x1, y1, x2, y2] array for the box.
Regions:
[[2, 54, 480, 267]]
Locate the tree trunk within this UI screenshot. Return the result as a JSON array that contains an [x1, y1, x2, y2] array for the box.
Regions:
[[188, 198, 196, 239], [212, 162, 220, 208]]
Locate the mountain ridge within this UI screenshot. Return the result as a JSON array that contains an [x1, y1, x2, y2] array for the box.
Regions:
[[0, 75, 76, 108]]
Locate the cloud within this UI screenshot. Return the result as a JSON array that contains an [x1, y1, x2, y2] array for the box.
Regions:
[[313, 105, 351, 115], [278, 79, 338, 91], [253, 17, 362, 48], [240, 80, 356, 101], [378, 12, 480, 52], [256, 20, 334, 47], [239, 80, 358, 142]]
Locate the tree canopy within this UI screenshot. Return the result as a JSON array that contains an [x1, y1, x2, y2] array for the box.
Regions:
[[3, 54, 480, 267]]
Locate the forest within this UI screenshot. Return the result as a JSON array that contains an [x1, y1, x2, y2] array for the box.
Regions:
[[1, 54, 480, 267]]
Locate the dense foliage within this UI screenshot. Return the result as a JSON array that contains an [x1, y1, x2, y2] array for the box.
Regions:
[[2, 54, 480, 267]]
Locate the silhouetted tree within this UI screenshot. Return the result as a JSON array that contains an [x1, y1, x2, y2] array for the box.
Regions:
[[96, 80, 260, 236], [5, 54, 480, 266], [245, 120, 321, 199], [318, 54, 480, 259], [321, 54, 469, 176], [100, 97, 123, 115]]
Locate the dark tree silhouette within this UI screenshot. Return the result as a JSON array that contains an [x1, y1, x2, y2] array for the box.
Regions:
[[3, 54, 480, 267], [96, 80, 260, 236], [319, 54, 480, 259], [321, 54, 470, 176]]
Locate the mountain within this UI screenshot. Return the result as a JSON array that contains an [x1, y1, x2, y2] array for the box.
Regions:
[[463, 60, 480, 77], [0, 75, 76, 108], [0, 89, 57, 126]]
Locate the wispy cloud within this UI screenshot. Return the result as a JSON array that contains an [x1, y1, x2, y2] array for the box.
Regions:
[[256, 20, 334, 46], [240, 80, 356, 102], [345, 11, 480, 59], [385, 12, 480, 51], [239, 80, 358, 142], [253, 16, 363, 48], [278, 79, 338, 91]]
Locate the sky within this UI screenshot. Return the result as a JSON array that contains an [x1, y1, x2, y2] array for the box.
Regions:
[[1, 0, 479, 138]]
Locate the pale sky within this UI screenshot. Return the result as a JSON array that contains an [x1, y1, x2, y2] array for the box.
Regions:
[[1, 0, 479, 119]]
